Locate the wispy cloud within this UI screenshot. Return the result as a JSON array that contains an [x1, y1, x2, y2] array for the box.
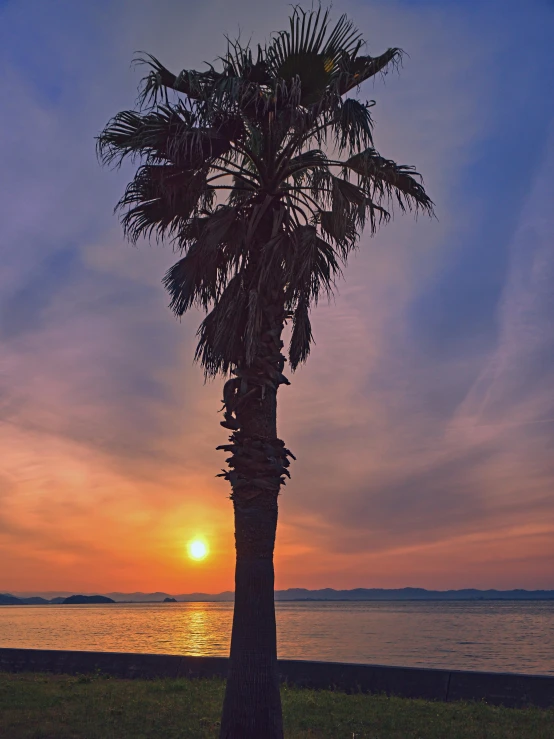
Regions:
[[0, 0, 553, 592]]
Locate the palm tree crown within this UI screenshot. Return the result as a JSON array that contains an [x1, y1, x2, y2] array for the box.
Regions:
[[97, 6, 433, 379]]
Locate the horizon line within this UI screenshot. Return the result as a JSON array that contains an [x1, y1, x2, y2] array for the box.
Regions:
[[7, 586, 554, 597]]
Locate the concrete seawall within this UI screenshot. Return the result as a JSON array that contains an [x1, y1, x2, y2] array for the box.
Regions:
[[1, 648, 552, 709]]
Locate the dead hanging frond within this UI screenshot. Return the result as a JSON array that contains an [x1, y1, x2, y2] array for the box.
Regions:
[[334, 97, 374, 152], [163, 206, 240, 314], [289, 297, 313, 370], [195, 274, 249, 377], [245, 289, 262, 365]]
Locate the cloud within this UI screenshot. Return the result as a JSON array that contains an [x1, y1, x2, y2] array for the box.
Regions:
[[0, 0, 553, 592]]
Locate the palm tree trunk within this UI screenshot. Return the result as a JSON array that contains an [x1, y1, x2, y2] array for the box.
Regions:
[[219, 388, 284, 739], [217, 290, 294, 738]]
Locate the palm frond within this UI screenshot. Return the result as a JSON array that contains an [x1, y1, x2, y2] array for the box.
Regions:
[[134, 53, 220, 108], [302, 167, 390, 236], [134, 53, 176, 108], [346, 147, 434, 214], [97, 104, 236, 170], [228, 173, 257, 206], [284, 149, 330, 185], [221, 40, 271, 86], [266, 7, 363, 105], [116, 164, 212, 243], [337, 48, 403, 94]]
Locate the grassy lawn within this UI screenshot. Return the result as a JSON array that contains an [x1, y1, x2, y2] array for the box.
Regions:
[[1, 671, 553, 738]]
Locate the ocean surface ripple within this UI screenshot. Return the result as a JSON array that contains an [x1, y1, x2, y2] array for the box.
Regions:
[[1, 601, 553, 675]]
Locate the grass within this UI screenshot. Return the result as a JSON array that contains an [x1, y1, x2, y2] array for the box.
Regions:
[[1, 671, 553, 738]]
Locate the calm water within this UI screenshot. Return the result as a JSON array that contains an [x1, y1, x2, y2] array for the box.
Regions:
[[1, 601, 553, 675]]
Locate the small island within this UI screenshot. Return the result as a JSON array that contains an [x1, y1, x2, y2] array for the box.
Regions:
[[62, 595, 115, 604], [163, 597, 177, 602]]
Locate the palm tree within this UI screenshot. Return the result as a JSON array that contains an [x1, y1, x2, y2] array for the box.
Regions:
[[98, 7, 433, 737]]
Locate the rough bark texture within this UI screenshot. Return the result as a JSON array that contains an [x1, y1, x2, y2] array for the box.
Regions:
[[218, 297, 293, 739], [219, 493, 282, 738]]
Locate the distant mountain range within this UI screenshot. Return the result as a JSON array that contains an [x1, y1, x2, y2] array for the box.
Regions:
[[4, 588, 554, 604], [0, 593, 115, 606], [278, 588, 554, 601]]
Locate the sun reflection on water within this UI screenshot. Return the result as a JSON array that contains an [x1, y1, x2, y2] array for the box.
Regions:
[[182, 606, 210, 656]]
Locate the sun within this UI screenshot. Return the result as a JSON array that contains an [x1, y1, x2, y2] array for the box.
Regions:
[[188, 538, 209, 561]]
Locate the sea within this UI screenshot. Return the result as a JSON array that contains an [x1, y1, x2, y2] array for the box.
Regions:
[[1, 600, 553, 675]]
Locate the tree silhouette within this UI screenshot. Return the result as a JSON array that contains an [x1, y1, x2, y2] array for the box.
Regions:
[[98, 7, 433, 737]]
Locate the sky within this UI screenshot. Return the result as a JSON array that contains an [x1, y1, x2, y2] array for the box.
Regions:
[[1, 0, 553, 595]]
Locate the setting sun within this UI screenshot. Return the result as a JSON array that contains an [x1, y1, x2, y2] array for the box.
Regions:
[[188, 539, 209, 561]]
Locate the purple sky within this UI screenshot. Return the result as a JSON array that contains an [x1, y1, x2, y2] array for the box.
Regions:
[[1, 0, 553, 593]]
